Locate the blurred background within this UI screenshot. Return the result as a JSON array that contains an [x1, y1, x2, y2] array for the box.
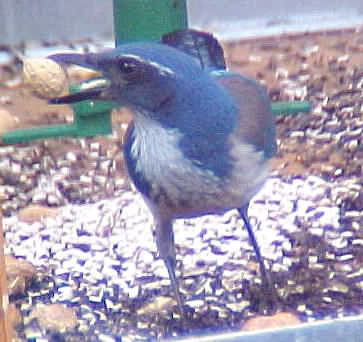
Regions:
[[0, 0, 362, 43]]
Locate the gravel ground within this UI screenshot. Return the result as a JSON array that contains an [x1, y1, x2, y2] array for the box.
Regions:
[[0, 28, 362, 341]]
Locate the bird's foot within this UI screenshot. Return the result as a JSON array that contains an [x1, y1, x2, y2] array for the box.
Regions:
[[256, 273, 280, 315]]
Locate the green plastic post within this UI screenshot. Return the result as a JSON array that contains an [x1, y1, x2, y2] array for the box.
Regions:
[[68, 82, 114, 137], [113, 0, 188, 45], [271, 101, 311, 115], [1, 124, 78, 145], [0, 82, 116, 145]]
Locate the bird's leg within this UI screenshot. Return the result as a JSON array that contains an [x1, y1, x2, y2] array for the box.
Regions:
[[238, 203, 278, 310], [155, 219, 186, 317]]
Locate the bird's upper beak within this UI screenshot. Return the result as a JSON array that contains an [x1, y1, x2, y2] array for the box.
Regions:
[[47, 52, 117, 105]]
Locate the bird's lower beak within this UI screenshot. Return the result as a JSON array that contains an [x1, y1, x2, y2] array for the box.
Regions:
[[47, 52, 117, 105]]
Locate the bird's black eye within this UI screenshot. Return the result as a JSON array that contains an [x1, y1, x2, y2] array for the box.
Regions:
[[118, 59, 138, 74]]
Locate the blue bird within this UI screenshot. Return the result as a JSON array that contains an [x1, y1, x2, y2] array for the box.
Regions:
[[48, 30, 277, 317]]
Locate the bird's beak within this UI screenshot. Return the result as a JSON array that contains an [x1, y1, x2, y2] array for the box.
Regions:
[[47, 52, 117, 105]]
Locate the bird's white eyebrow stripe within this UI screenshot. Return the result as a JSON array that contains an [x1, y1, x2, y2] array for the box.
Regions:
[[121, 54, 175, 76]]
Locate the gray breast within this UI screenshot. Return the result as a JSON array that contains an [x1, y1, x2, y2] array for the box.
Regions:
[[129, 113, 232, 218], [129, 112, 269, 222]]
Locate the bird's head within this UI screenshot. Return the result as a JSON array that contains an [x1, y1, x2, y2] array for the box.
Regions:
[[48, 43, 204, 115]]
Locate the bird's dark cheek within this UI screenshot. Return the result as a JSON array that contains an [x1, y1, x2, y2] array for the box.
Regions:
[[128, 85, 175, 113], [152, 92, 173, 112], [149, 84, 176, 112], [101, 84, 130, 104]]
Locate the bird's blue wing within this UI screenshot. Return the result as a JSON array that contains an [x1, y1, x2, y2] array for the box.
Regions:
[[162, 29, 276, 159]]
